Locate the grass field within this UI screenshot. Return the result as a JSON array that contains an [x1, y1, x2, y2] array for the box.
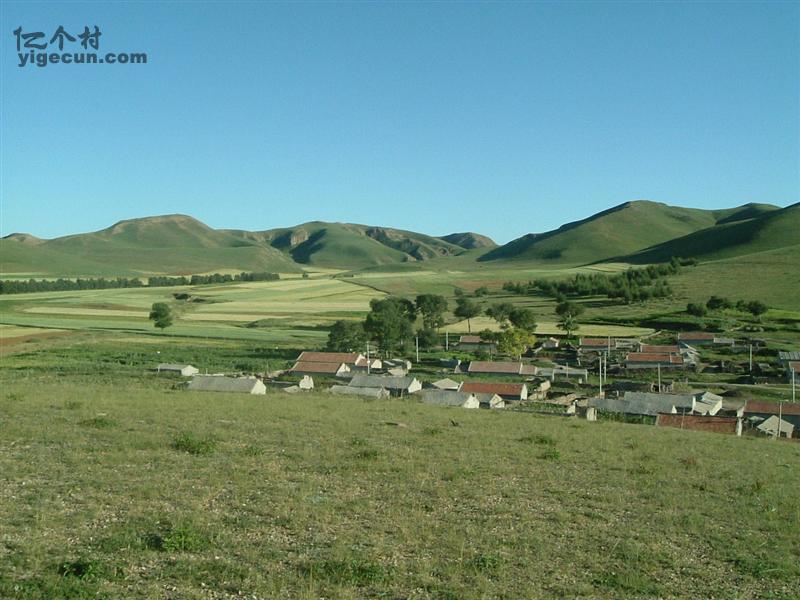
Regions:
[[0, 373, 798, 599]]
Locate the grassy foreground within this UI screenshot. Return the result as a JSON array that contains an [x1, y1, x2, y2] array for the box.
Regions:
[[1, 377, 798, 598]]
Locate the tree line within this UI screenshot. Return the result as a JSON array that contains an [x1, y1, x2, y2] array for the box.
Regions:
[[502, 258, 695, 304], [0, 271, 280, 295]]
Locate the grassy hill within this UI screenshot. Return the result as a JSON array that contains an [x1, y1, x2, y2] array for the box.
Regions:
[[479, 201, 781, 265], [0, 359, 798, 598], [2, 215, 301, 277], [439, 232, 497, 249], [620, 202, 800, 264]]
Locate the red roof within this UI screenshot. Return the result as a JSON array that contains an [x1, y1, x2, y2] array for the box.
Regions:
[[580, 338, 609, 347], [626, 353, 683, 364], [290, 361, 345, 374], [468, 361, 521, 374], [297, 351, 361, 364], [640, 344, 680, 354], [745, 401, 800, 416], [787, 361, 800, 372], [678, 332, 715, 340], [461, 382, 525, 396]]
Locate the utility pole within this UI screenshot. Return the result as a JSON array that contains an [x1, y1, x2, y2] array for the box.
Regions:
[[749, 344, 753, 373], [792, 368, 796, 403], [777, 402, 782, 439], [415, 335, 419, 363], [598, 354, 603, 396], [445, 331, 449, 351], [657, 363, 662, 393], [366, 341, 370, 375]]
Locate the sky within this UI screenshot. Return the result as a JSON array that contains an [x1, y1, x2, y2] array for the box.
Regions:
[[1, 1, 798, 244]]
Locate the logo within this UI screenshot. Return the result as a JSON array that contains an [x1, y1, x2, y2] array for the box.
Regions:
[[13, 26, 148, 68]]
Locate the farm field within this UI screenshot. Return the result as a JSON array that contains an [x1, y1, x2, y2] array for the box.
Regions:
[[0, 278, 384, 347], [0, 373, 798, 599]]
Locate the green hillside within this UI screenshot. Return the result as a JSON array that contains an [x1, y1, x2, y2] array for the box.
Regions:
[[2, 215, 301, 276], [620, 203, 800, 263], [479, 201, 781, 265], [439, 232, 497, 249], [229, 221, 467, 269]]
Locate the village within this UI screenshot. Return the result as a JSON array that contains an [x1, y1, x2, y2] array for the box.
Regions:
[[156, 332, 800, 440]]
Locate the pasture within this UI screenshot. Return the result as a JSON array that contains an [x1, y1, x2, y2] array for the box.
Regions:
[[0, 371, 798, 598]]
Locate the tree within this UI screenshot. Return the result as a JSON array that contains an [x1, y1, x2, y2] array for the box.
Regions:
[[415, 294, 448, 330], [327, 320, 366, 352], [746, 300, 768, 320], [454, 298, 482, 333], [364, 297, 415, 355], [149, 302, 173, 330], [706, 295, 732, 311], [497, 327, 535, 360], [474, 286, 489, 297], [485, 302, 514, 326], [555, 300, 584, 318], [557, 314, 578, 339], [686, 303, 707, 317], [416, 327, 439, 350], [509, 307, 537, 333]]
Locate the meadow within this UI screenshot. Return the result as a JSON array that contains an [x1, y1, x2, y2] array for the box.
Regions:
[[1, 372, 798, 599]]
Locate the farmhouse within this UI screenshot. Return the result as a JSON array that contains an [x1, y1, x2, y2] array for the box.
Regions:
[[348, 374, 422, 396], [292, 351, 379, 374], [431, 378, 461, 391], [457, 335, 497, 353], [421, 390, 479, 409], [744, 401, 800, 433], [755, 415, 795, 439], [777, 351, 800, 364], [656, 414, 741, 435], [156, 364, 199, 376], [460, 381, 527, 402], [467, 361, 533, 376], [329, 385, 390, 399], [187, 375, 266, 395], [638, 344, 680, 354], [589, 392, 695, 417], [692, 391, 723, 416], [625, 353, 685, 370], [290, 361, 350, 377], [579, 338, 612, 352], [474, 393, 505, 409], [678, 332, 734, 347], [535, 365, 589, 381]]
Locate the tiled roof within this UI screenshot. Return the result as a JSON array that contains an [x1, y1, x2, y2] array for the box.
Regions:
[[291, 361, 344, 374], [297, 351, 361, 364], [467, 361, 521, 374], [460, 382, 525, 396]]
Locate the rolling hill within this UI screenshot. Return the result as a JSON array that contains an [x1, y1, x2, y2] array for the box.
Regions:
[[478, 201, 781, 265], [618, 202, 800, 263], [1, 201, 795, 277]]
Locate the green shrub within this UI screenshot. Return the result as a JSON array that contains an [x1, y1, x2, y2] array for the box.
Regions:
[[171, 432, 217, 455]]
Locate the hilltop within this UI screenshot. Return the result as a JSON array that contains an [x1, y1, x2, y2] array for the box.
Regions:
[[1, 201, 797, 278], [478, 201, 782, 265]]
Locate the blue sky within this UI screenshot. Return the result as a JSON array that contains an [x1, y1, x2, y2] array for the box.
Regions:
[[1, 1, 797, 243]]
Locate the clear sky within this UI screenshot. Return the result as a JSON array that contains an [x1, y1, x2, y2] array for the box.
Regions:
[[1, 1, 798, 243]]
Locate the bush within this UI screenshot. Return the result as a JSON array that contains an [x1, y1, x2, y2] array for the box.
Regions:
[[171, 432, 217, 455]]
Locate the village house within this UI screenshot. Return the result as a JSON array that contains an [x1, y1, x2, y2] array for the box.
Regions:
[[474, 393, 505, 409], [466, 361, 536, 376], [534, 365, 589, 382], [784, 361, 800, 381], [291, 351, 380, 375], [588, 392, 696, 418], [329, 385, 390, 399], [678, 332, 734, 347], [755, 415, 795, 438], [460, 381, 528, 402], [156, 363, 199, 376], [348, 374, 422, 397], [743, 401, 800, 435], [421, 390, 480, 409], [290, 361, 350, 377], [625, 353, 685, 370], [457, 335, 498, 353], [430, 378, 461, 391], [656, 413, 742, 436], [187, 375, 266, 395]]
